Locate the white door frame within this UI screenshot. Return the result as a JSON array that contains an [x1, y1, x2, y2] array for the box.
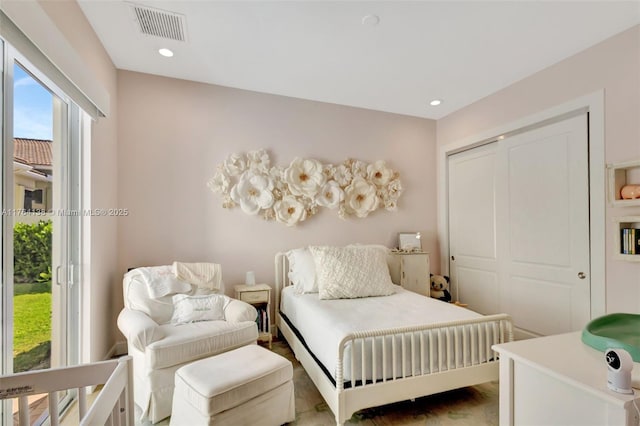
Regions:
[[437, 90, 606, 320]]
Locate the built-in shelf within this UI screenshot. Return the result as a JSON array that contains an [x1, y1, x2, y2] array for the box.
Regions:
[[613, 216, 640, 262], [607, 160, 640, 206]]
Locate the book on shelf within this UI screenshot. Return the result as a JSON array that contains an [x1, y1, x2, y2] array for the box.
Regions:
[[620, 228, 640, 255], [254, 302, 269, 333]]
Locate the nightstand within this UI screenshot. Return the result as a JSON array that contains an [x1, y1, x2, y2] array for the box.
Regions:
[[387, 252, 430, 297], [234, 283, 272, 349]]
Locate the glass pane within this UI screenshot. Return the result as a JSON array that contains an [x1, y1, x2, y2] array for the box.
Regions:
[[11, 63, 54, 425]]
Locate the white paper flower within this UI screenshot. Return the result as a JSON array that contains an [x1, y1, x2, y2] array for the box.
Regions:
[[274, 195, 307, 226], [230, 171, 274, 215], [247, 149, 270, 173], [224, 153, 247, 176], [387, 178, 403, 197], [344, 176, 379, 218], [333, 164, 353, 187], [384, 198, 397, 211], [207, 169, 231, 194], [323, 164, 336, 180], [315, 180, 344, 209], [367, 160, 394, 187], [284, 158, 326, 199], [351, 160, 367, 178]]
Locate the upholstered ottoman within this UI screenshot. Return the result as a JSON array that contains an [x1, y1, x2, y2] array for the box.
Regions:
[[170, 344, 295, 425]]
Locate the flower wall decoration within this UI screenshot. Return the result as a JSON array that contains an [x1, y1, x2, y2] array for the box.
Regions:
[[208, 150, 403, 226]]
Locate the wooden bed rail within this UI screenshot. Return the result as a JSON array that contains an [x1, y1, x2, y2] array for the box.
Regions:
[[0, 356, 133, 426], [336, 314, 513, 391]]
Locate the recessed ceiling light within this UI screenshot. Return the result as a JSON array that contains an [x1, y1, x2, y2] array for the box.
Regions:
[[362, 14, 380, 26], [158, 48, 174, 57], [429, 99, 442, 106]]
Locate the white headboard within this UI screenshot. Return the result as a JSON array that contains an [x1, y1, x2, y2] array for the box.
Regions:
[[274, 252, 291, 315]]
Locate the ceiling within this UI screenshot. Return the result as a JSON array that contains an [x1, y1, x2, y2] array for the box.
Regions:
[[78, 1, 640, 120]]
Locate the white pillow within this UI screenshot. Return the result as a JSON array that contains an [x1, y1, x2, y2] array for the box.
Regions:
[[286, 247, 318, 293], [309, 245, 395, 300], [170, 294, 230, 324]]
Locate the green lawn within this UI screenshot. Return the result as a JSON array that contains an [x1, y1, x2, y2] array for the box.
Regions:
[[13, 284, 51, 372]]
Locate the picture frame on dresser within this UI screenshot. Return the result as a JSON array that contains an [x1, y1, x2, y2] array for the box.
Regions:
[[398, 232, 422, 251]]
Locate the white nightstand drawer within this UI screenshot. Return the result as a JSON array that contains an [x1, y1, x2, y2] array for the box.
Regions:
[[239, 290, 269, 304]]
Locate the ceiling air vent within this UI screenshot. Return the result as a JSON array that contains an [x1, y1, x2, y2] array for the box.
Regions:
[[131, 3, 187, 42]]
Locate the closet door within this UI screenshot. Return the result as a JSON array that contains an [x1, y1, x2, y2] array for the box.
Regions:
[[501, 114, 590, 336], [448, 143, 500, 315], [448, 113, 590, 336]]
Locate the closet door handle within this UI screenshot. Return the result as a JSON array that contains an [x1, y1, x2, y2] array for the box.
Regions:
[[451, 256, 455, 261], [578, 272, 586, 279]]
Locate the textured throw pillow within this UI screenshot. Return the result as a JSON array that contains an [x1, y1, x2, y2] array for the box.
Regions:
[[170, 294, 229, 324], [310, 245, 395, 300], [286, 247, 318, 293]]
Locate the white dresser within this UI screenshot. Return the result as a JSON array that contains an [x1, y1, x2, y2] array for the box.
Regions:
[[493, 332, 640, 426], [387, 252, 430, 297]]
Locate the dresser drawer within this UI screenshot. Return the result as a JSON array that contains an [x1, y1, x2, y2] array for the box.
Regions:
[[239, 290, 269, 304]]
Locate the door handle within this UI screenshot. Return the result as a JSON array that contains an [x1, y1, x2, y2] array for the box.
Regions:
[[578, 272, 586, 279], [451, 256, 455, 261], [68, 263, 75, 288], [55, 265, 62, 286]]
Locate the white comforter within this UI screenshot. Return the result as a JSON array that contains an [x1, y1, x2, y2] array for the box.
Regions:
[[280, 285, 486, 382]]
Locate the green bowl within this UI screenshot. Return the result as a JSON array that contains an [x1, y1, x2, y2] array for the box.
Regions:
[[581, 313, 640, 362]]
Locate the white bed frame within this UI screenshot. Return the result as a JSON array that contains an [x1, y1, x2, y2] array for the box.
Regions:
[[0, 356, 133, 426], [275, 252, 514, 426]]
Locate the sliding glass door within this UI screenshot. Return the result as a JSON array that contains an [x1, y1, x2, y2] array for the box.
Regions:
[[1, 39, 83, 425]]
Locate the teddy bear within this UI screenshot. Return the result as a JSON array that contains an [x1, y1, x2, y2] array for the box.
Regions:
[[430, 273, 452, 302]]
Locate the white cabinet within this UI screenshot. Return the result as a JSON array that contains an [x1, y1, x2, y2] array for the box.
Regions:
[[493, 332, 640, 426], [388, 252, 430, 297]]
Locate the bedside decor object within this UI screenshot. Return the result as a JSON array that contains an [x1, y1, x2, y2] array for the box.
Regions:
[[245, 271, 256, 286], [430, 274, 452, 302], [208, 150, 403, 226], [398, 232, 422, 251]]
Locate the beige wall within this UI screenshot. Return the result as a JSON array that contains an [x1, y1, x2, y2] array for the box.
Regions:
[[437, 25, 640, 313], [37, 0, 119, 362], [116, 71, 438, 298]]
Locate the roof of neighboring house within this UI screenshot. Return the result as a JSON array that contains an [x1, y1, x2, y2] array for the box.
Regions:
[[14, 138, 52, 168]]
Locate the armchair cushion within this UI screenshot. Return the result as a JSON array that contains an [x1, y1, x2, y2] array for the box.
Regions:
[[224, 299, 258, 323], [171, 294, 230, 324], [124, 272, 176, 324], [118, 308, 165, 352], [147, 320, 258, 369]]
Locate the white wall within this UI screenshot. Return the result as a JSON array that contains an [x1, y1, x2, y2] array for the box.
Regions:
[[116, 70, 438, 304], [437, 25, 640, 314]]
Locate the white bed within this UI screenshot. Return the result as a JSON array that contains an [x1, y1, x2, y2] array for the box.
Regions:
[[275, 250, 513, 426]]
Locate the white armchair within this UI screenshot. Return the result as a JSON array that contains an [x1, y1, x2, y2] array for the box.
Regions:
[[118, 266, 258, 423]]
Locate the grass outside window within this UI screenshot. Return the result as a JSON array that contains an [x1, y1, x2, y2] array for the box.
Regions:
[[13, 282, 51, 372]]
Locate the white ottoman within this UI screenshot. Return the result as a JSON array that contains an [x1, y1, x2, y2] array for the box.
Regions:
[[170, 344, 295, 426]]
